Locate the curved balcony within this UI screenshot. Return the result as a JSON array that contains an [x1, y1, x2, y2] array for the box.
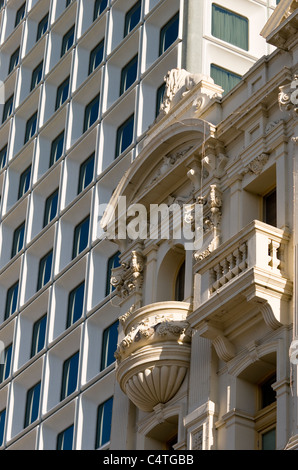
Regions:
[[115, 301, 192, 412]]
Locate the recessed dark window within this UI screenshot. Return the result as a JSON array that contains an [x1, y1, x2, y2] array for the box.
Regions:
[[31, 314, 47, 358], [100, 320, 119, 370], [30, 61, 43, 91], [106, 251, 120, 296], [263, 189, 277, 227], [57, 424, 74, 450], [15, 3, 26, 27], [24, 112, 37, 144], [93, 0, 108, 21], [61, 25, 75, 57], [61, 351, 79, 400], [89, 40, 104, 75], [24, 382, 41, 428], [0, 345, 12, 383], [156, 82, 166, 117], [0, 145, 7, 170], [120, 55, 138, 96], [50, 131, 64, 167], [212, 4, 248, 51], [115, 114, 134, 158], [83, 95, 100, 133], [37, 250, 53, 291], [67, 282, 85, 328], [8, 47, 20, 74], [2, 95, 14, 123], [78, 153, 95, 194], [4, 283, 18, 320], [159, 13, 179, 56], [175, 261, 185, 301], [124, 1, 141, 37], [11, 222, 25, 258], [55, 76, 70, 111], [0, 409, 6, 447], [72, 216, 90, 259], [95, 397, 113, 449], [36, 13, 49, 41], [43, 189, 59, 227], [18, 166, 31, 199]]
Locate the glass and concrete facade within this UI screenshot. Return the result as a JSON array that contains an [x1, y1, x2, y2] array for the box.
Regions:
[[0, 0, 281, 451]]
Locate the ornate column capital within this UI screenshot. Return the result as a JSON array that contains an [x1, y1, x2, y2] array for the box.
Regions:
[[278, 76, 298, 119]]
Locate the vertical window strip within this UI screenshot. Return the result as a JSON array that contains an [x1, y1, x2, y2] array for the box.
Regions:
[[31, 314, 47, 358], [95, 397, 113, 449]]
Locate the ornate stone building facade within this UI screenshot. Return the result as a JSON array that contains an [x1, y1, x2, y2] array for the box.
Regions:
[[102, 0, 298, 450]]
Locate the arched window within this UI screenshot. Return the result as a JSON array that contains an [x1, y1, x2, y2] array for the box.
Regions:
[[175, 261, 185, 301]]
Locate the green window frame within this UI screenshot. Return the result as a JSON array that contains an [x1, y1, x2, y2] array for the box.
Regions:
[[61, 25, 75, 57], [0, 409, 6, 447], [31, 314, 47, 358], [124, 1, 141, 37], [24, 112, 37, 144], [67, 282, 85, 328], [159, 12, 179, 56], [43, 189, 59, 227], [18, 165, 31, 199], [120, 55, 138, 96], [93, 0, 108, 21], [72, 216, 90, 259], [0, 344, 12, 383], [83, 94, 100, 133], [0, 145, 7, 170], [4, 283, 18, 320], [105, 251, 120, 296], [55, 76, 70, 111], [115, 114, 134, 158], [210, 64, 242, 95], [15, 3, 25, 27], [78, 153, 95, 194], [2, 95, 14, 123], [100, 320, 119, 371], [24, 382, 41, 428], [8, 47, 20, 74], [36, 13, 48, 41], [211, 4, 248, 51], [57, 424, 74, 450], [37, 250, 53, 291], [11, 222, 25, 258], [89, 40, 104, 75], [30, 61, 43, 91], [95, 397, 113, 449], [61, 351, 79, 401], [50, 131, 64, 167]]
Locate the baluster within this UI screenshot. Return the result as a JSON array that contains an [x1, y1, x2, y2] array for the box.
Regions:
[[268, 239, 281, 272], [239, 242, 247, 272]]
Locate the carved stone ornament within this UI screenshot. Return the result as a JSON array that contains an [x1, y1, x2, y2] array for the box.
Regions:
[[242, 153, 269, 176], [110, 250, 144, 299], [192, 430, 203, 450], [278, 76, 298, 118]]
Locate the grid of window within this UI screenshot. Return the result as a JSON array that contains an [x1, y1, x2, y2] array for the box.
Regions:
[[89, 40, 104, 75], [31, 314, 47, 358], [36, 13, 49, 41], [120, 55, 138, 96], [100, 321, 119, 371], [0, 345, 12, 383], [11, 222, 25, 258], [61, 352, 79, 401], [8, 48, 20, 74], [24, 382, 41, 428], [72, 216, 90, 259], [50, 131, 64, 167], [83, 95, 100, 133], [30, 61, 43, 91], [2, 95, 14, 123], [18, 166, 31, 199], [115, 115, 134, 158], [78, 153, 95, 193], [37, 250, 53, 291], [4, 282, 19, 320], [211, 4, 248, 51], [55, 77, 70, 111], [124, 1, 141, 37], [95, 397, 113, 449], [43, 189, 59, 227]]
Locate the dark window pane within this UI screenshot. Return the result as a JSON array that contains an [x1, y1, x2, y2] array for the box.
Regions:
[[0, 345, 12, 383], [24, 382, 41, 427], [2, 95, 14, 123], [159, 13, 179, 55], [120, 55, 138, 95], [55, 77, 70, 111], [24, 112, 37, 144], [30, 61, 43, 91], [50, 131, 64, 167], [115, 114, 134, 158], [264, 189, 277, 227], [61, 26, 75, 57], [36, 13, 49, 41], [95, 397, 113, 449], [83, 95, 100, 133], [106, 251, 120, 296], [93, 0, 107, 21], [0, 409, 6, 447], [78, 153, 95, 193], [124, 1, 141, 37], [175, 261, 185, 301], [212, 4, 248, 51], [156, 82, 165, 117], [57, 424, 74, 450], [18, 166, 31, 199], [0, 145, 7, 170], [31, 314, 47, 357], [37, 251, 53, 291], [100, 321, 119, 370], [67, 282, 85, 328], [61, 352, 79, 400], [43, 189, 59, 227], [262, 428, 276, 450], [261, 374, 276, 408], [4, 283, 18, 320], [66, 0, 73, 7], [11, 222, 25, 258], [9, 48, 20, 74], [72, 216, 90, 259], [89, 40, 104, 75], [210, 64, 242, 95], [15, 3, 25, 27]]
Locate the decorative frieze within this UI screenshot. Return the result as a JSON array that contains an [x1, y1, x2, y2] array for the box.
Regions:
[[278, 76, 298, 118], [110, 250, 144, 299]]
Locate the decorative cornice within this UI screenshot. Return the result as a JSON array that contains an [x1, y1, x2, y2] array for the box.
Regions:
[[278, 76, 298, 119]]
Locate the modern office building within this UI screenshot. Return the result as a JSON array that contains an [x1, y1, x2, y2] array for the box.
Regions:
[[0, 0, 283, 451]]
